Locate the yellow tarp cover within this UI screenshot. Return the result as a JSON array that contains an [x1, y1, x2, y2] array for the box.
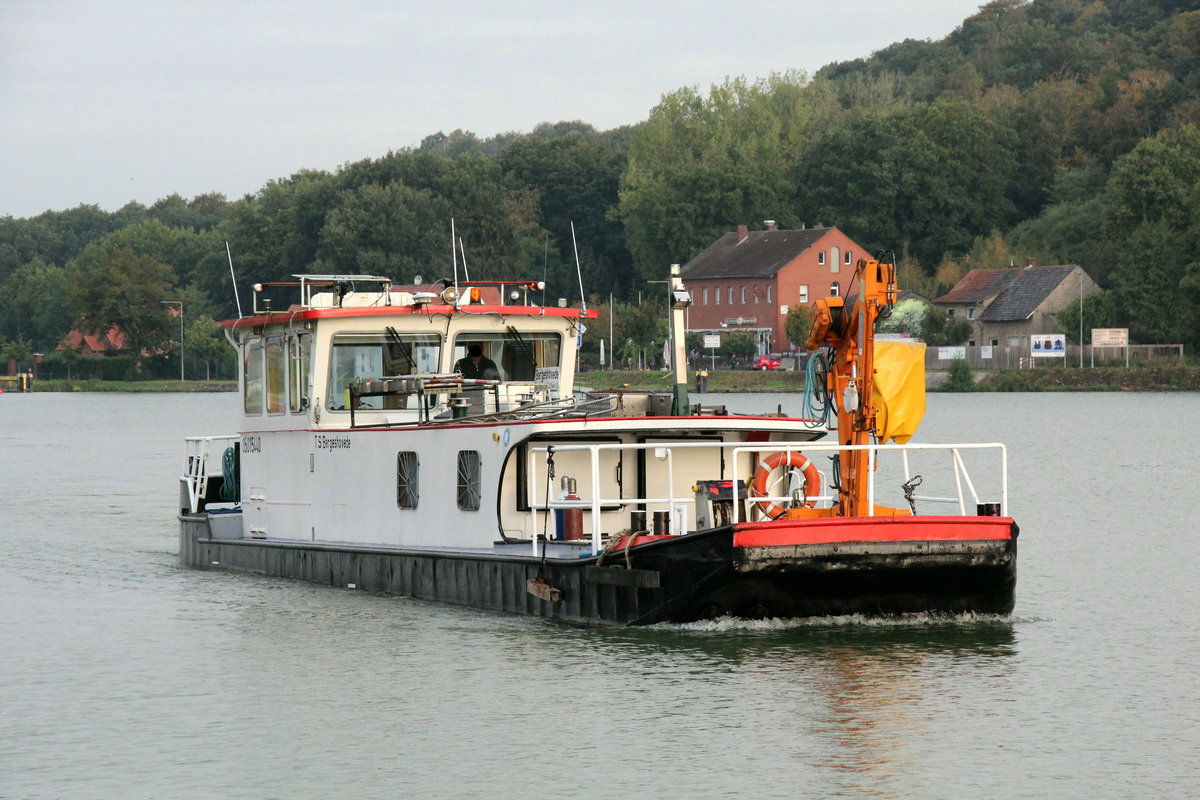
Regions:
[[873, 341, 926, 444]]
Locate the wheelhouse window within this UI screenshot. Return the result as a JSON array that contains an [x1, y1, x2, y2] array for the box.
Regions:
[[265, 336, 285, 414], [451, 331, 561, 383], [457, 450, 481, 511], [289, 333, 311, 414], [243, 337, 263, 415], [397, 451, 419, 509], [326, 331, 441, 411]]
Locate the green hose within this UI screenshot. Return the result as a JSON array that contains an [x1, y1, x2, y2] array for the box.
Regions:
[[219, 445, 240, 502]]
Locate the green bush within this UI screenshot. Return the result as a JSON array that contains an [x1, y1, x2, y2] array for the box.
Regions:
[[940, 359, 975, 391]]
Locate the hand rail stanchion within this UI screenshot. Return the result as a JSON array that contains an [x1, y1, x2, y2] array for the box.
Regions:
[[530, 448, 540, 555], [590, 444, 602, 554], [951, 448, 966, 515]]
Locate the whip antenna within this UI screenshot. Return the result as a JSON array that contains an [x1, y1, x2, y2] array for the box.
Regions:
[[570, 221, 586, 313], [225, 241, 243, 318]]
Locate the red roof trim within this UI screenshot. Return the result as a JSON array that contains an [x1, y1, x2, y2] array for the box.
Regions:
[[226, 304, 596, 329]]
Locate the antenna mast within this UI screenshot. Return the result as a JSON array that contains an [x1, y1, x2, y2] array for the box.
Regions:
[[225, 241, 243, 318], [570, 221, 586, 313]]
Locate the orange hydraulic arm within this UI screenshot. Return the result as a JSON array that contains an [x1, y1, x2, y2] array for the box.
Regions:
[[805, 257, 899, 517]]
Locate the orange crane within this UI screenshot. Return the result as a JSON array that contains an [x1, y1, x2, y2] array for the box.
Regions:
[[805, 256, 900, 518]]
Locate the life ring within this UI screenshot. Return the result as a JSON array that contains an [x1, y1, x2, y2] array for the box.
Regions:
[[751, 451, 820, 519]]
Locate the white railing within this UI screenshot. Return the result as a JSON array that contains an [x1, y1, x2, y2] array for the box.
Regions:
[[729, 442, 1007, 523], [527, 439, 1008, 554], [182, 435, 240, 513]]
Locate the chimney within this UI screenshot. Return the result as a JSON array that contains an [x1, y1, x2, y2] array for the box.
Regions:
[[763, 219, 777, 231], [736, 224, 749, 242], [1025, 258, 1036, 268]]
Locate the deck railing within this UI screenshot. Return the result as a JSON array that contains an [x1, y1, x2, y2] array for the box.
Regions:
[[182, 435, 240, 514], [528, 440, 1008, 555]]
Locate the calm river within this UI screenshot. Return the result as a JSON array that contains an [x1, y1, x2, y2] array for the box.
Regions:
[[1, 391, 1197, 799]]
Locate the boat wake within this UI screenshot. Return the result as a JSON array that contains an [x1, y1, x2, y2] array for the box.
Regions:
[[664, 611, 1019, 633]]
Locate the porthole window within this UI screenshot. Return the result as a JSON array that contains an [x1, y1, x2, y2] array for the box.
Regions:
[[457, 450, 481, 511], [397, 451, 419, 509]]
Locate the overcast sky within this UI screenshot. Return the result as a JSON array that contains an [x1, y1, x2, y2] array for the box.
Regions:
[[1, 1, 984, 219]]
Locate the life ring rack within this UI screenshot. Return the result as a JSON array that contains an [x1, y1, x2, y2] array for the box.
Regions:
[[750, 451, 820, 519]]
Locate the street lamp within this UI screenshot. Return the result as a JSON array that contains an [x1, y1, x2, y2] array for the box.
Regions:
[[161, 300, 184, 381]]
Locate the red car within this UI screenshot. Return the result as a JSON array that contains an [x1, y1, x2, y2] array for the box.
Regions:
[[752, 353, 783, 370]]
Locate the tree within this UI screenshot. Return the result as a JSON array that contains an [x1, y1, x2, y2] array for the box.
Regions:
[[878, 298, 929, 337], [800, 101, 1019, 266], [0, 258, 72, 349], [784, 305, 813, 349], [615, 301, 665, 369], [71, 248, 177, 359], [1054, 290, 1118, 344], [719, 331, 757, 366], [920, 306, 972, 346], [184, 315, 234, 380], [1102, 126, 1200, 347], [499, 128, 632, 296], [618, 73, 834, 279]]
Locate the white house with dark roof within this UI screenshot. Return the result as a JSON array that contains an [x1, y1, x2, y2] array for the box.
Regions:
[[933, 262, 1099, 347], [679, 222, 869, 352]]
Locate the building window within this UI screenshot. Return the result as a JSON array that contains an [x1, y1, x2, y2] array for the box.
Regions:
[[818, 251, 826, 265], [741, 287, 746, 304], [799, 285, 809, 304], [766, 285, 772, 304], [968, 307, 976, 320], [457, 450, 481, 511], [703, 287, 709, 305], [831, 246, 840, 273], [830, 282, 840, 297], [728, 287, 733, 304], [715, 287, 720, 305], [948, 309, 955, 317], [397, 451, 419, 509], [845, 250, 853, 265]]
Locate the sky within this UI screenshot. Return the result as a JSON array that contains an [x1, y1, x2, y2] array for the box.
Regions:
[[0, 0, 985, 219]]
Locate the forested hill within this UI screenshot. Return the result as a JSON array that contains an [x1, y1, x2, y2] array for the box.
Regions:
[[2, 0, 1199, 375]]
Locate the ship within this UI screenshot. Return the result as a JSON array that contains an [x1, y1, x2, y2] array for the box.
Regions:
[[178, 257, 1017, 625]]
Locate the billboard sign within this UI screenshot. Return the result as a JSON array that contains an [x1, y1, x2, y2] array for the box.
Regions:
[[1092, 328, 1129, 347], [1031, 333, 1066, 357], [703, 334, 721, 349]]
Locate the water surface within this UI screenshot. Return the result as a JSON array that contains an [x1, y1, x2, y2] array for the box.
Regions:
[[1, 391, 1197, 798]]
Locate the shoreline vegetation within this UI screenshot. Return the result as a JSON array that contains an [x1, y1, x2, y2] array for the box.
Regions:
[[18, 365, 1199, 394]]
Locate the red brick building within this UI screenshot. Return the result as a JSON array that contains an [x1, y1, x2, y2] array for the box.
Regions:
[[679, 222, 869, 353]]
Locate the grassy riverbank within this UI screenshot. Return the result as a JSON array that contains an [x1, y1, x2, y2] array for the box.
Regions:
[[29, 379, 238, 392], [16, 365, 1198, 393], [973, 365, 1200, 391]]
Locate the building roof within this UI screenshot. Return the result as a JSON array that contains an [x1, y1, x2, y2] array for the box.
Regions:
[[60, 326, 128, 354], [934, 265, 1080, 321], [679, 228, 835, 279]]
